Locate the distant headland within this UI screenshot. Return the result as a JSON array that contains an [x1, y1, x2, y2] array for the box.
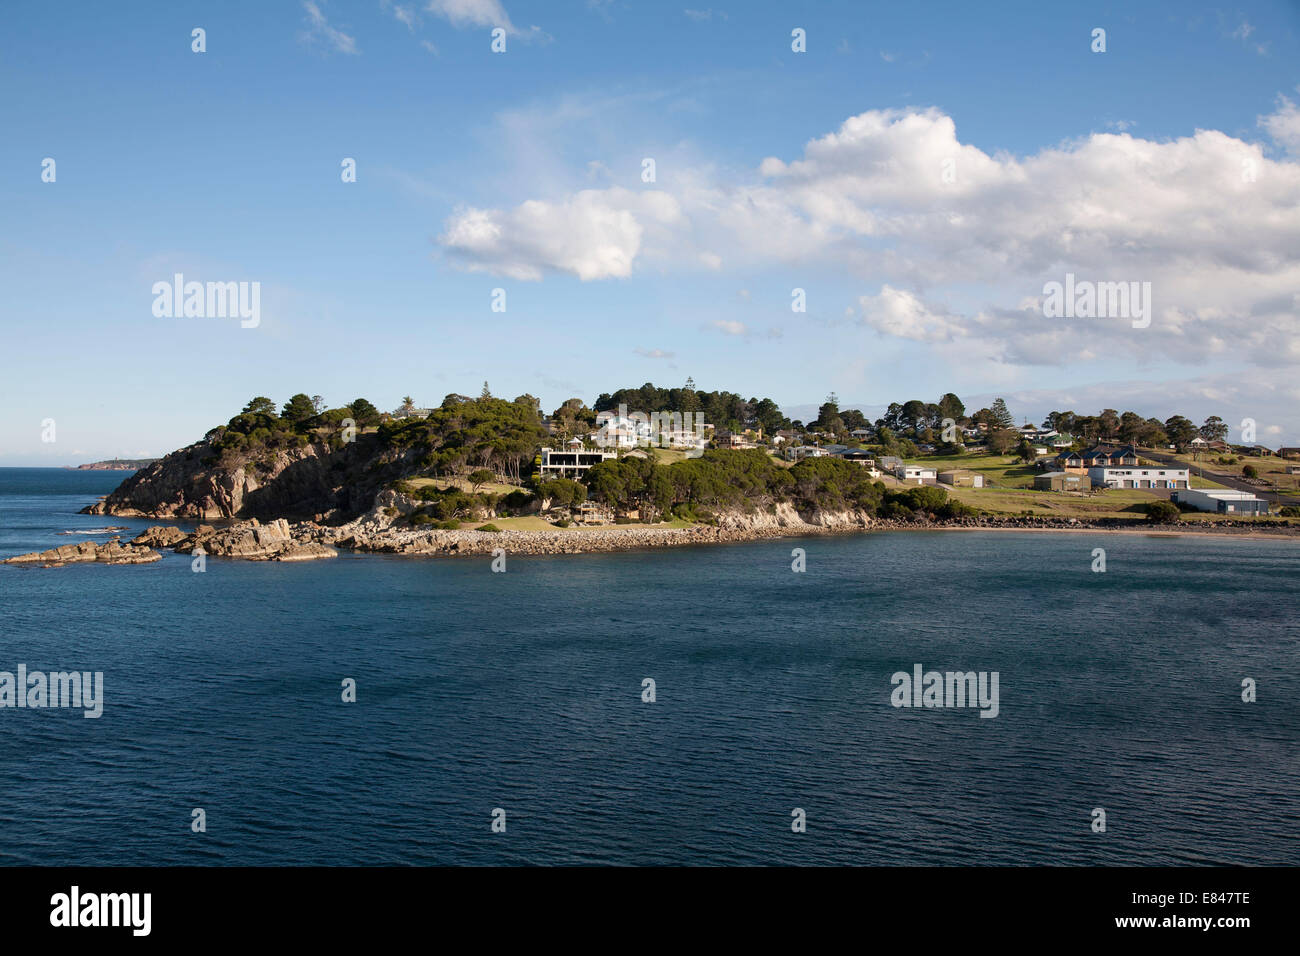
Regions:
[[72, 459, 159, 471]]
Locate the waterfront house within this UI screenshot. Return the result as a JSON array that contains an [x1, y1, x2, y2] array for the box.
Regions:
[[1087, 465, 1189, 489], [538, 446, 616, 479], [895, 464, 937, 484]]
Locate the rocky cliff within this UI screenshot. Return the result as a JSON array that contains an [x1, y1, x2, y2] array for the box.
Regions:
[[82, 432, 419, 521]]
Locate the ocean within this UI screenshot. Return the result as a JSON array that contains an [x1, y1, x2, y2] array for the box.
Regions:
[[1, 467, 1297, 865]]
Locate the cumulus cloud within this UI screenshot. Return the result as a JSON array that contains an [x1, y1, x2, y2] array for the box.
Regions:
[[858, 286, 966, 343], [440, 188, 683, 280], [713, 320, 746, 335], [437, 101, 1300, 367]]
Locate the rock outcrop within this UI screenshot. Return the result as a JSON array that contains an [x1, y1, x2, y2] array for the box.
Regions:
[[4, 538, 161, 566], [82, 432, 416, 521], [174, 519, 339, 561]]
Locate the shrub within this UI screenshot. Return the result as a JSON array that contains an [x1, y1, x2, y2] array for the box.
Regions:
[[1145, 500, 1181, 523], [1242, 465, 1258, 479], [936, 499, 978, 519], [477, 523, 502, 533]]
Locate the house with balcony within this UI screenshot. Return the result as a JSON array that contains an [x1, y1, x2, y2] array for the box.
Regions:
[[538, 446, 616, 479]]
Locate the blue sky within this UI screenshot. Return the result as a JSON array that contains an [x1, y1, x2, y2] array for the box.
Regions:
[[2, 0, 1298, 464]]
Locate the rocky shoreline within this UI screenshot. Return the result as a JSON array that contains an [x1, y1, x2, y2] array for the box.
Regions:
[[7, 506, 1297, 569]]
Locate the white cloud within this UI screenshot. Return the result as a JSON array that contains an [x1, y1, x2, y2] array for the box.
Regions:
[[713, 320, 746, 335], [425, 0, 548, 38], [857, 286, 966, 343], [440, 188, 683, 280], [437, 102, 1300, 368], [301, 1, 358, 55], [1260, 90, 1300, 157], [635, 347, 675, 359], [684, 9, 726, 22], [426, 0, 513, 29]]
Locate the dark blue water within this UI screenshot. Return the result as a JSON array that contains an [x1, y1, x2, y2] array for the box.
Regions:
[[1, 467, 1297, 865]]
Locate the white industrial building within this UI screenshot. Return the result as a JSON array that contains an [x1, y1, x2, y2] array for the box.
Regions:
[[1171, 489, 1269, 515]]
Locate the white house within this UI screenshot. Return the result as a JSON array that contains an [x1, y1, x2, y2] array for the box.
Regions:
[[786, 445, 829, 460], [1172, 489, 1269, 515], [895, 464, 937, 484], [538, 446, 615, 479], [1087, 466, 1189, 489]]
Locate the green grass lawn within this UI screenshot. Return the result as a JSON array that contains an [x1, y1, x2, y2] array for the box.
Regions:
[[648, 448, 690, 465], [911, 453, 1039, 489], [947, 486, 1159, 518]]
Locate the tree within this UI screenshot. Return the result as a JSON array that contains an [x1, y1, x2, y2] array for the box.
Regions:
[[1139, 418, 1168, 448], [396, 396, 416, 418], [1200, 416, 1229, 442], [990, 398, 1015, 430], [900, 399, 930, 433], [539, 478, 586, 509], [1016, 438, 1037, 463], [281, 393, 317, 425], [1243, 464, 1259, 479], [480, 381, 493, 400], [681, 377, 700, 414], [1118, 411, 1145, 445], [468, 469, 496, 492], [311, 395, 325, 414], [242, 397, 277, 416], [839, 408, 867, 432], [815, 393, 840, 430], [1164, 415, 1197, 450], [1098, 409, 1120, 441], [937, 392, 965, 424], [513, 394, 541, 419], [1043, 410, 1077, 434], [988, 428, 1017, 454], [348, 398, 381, 427], [752, 397, 787, 436]]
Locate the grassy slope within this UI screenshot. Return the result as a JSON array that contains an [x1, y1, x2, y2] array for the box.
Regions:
[[1167, 452, 1298, 491], [913, 453, 1039, 488]]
